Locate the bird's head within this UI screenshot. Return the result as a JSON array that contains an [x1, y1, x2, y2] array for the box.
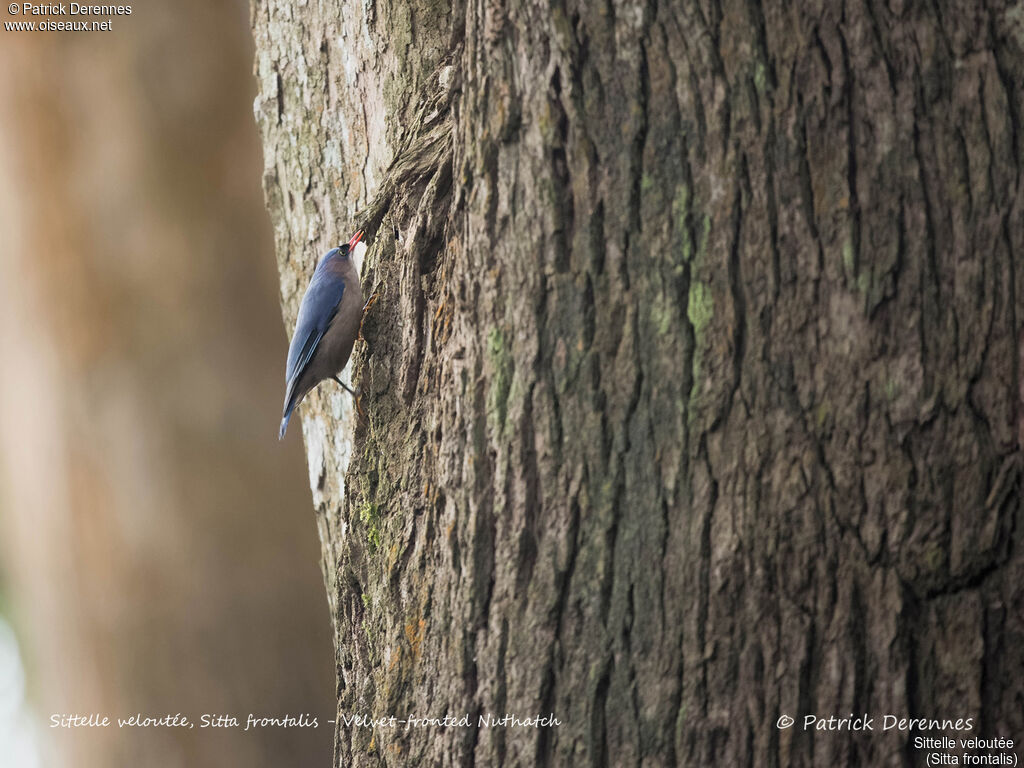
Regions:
[[338, 230, 363, 259], [319, 231, 364, 268]]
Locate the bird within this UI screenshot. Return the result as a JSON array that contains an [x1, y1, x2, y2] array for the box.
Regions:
[[279, 230, 365, 439]]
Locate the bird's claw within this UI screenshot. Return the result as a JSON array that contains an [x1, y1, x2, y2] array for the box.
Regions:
[[333, 376, 365, 417], [332, 376, 356, 396]]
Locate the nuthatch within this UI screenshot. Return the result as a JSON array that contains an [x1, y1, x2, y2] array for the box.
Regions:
[[279, 230, 366, 439]]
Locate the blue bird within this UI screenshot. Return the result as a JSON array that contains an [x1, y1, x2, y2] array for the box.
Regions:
[[280, 230, 365, 439]]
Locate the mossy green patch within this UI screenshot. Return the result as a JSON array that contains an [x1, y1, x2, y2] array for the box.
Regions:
[[754, 61, 767, 93], [673, 184, 693, 265], [685, 279, 713, 398], [815, 401, 831, 429], [842, 238, 855, 275], [649, 291, 675, 336], [687, 280, 714, 337], [696, 215, 712, 266], [360, 502, 382, 552], [885, 377, 899, 402], [856, 270, 871, 298], [672, 189, 711, 270]]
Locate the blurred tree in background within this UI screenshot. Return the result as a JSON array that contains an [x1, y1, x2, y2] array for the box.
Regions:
[[0, 2, 333, 766]]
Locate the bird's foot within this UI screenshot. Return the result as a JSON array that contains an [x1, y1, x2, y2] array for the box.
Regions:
[[333, 376, 365, 417], [332, 376, 357, 397]]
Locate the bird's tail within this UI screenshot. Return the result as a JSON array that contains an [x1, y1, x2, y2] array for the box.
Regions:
[[279, 410, 294, 440], [279, 386, 299, 440]]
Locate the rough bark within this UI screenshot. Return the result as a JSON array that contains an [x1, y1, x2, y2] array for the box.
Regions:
[[253, 0, 1024, 766]]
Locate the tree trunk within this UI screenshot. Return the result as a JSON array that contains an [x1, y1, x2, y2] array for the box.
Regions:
[[252, 1, 1024, 765]]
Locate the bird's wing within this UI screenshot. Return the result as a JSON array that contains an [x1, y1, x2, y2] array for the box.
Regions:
[[285, 270, 347, 389]]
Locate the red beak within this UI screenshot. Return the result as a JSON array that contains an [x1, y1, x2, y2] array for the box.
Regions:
[[347, 230, 364, 250]]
